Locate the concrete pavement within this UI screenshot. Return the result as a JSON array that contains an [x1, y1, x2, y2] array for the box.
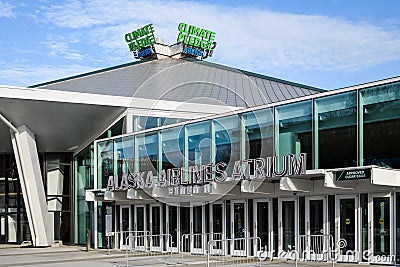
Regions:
[[0, 245, 387, 267]]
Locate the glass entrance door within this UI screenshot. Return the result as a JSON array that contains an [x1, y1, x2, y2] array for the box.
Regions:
[[231, 200, 247, 256], [254, 200, 270, 257], [168, 205, 179, 252], [192, 205, 204, 254], [212, 204, 223, 237], [305, 197, 326, 260], [309, 200, 324, 235], [150, 205, 161, 251], [120, 206, 131, 249], [336, 196, 358, 262], [180, 206, 190, 252], [135, 205, 146, 249], [210, 203, 224, 254], [369, 194, 392, 263], [279, 198, 297, 255]]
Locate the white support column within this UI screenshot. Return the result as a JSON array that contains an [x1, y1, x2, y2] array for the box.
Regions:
[[10, 125, 53, 246]]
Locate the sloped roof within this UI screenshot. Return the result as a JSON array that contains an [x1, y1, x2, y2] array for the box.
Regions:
[[30, 58, 324, 108]]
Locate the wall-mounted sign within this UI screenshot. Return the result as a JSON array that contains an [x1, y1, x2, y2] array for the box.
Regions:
[[336, 168, 371, 181], [124, 24, 156, 58], [177, 22, 217, 59], [105, 153, 307, 192]]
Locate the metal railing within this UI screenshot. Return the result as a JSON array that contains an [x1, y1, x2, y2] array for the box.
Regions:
[[180, 233, 223, 255], [125, 233, 173, 267], [207, 237, 262, 267], [296, 234, 335, 267], [106, 230, 150, 250]]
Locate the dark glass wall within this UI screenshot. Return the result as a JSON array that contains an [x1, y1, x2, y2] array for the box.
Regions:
[[40, 153, 73, 244], [276, 100, 313, 170], [136, 133, 158, 174], [214, 115, 240, 177], [0, 154, 30, 244], [361, 83, 400, 168], [161, 127, 184, 169], [315, 92, 357, 168], [74, 146, 94, 245], [186, 121, 211, 167], [243, 108, 274, 160]]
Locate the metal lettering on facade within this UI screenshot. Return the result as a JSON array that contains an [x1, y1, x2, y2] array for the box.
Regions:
[[105, 153, 307, 191]]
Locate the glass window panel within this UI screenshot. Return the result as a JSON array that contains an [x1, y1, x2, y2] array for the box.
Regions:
[[115, 136, 134, 185], [7, 176, 18, 209], [97, 140, 114, 189], [243, 108, 274, 160], [135, 116, 160, 131], [213, 115, 240, 177], [161, 127, 184, 169], [162, 117, 188, 126], [136, 132, 158, 174], [74, 146, 93, 245], [276, 100, 312, 170], [361, 83, 400, 168], [186, 121, 211, 166], [316, 92, 357, 168]]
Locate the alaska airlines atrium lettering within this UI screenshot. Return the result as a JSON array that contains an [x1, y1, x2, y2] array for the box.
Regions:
[[105, 153, 307, 191]]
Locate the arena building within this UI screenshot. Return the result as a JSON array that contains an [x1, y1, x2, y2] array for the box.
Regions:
[[0, 24, 399, 265]]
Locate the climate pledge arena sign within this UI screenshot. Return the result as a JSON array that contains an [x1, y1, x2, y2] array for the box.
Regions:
[[124, 22, 217, 60]]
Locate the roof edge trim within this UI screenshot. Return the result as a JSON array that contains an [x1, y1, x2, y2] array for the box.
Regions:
[[28, 59, 155, 88]]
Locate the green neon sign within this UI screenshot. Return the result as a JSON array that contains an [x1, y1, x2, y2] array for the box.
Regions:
[[177, 23, 216, 51], [125, 24, 155, 52]]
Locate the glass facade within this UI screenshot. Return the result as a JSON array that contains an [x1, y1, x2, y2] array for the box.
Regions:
[[161, 127, 184, 169], [0, 154, 29, 244], [40, 153, 73, 244], [96, 82, 400, 183], [74, 117, 126, 246], [133, 115, 187, 132], [136, 133, 158, 174], [0, 153, 73, 245], [186, 121, 211, 167], [360, 83, 400, 168], [213, 115, 240, 177], [315, 92, 357, 168], [242, 108, 274, 160], [90, 80, 400, 257], [74, 146, 94, 246], [276, 101, 312, 170]]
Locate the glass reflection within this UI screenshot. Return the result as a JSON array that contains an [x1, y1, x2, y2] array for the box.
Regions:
[[97, 140, 113, 189], [186, 121, 211, 166], [361, 83, 400, 168], [276, 101, 312, 170], [316, 92, 357, 168], [161, 127, 184, 169], [135, 133, 158, 174], [243, 108, 274, 160], [214, 115, 240, 177]]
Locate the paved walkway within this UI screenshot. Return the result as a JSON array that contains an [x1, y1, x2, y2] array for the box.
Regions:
[[0, 245, 388, 267]]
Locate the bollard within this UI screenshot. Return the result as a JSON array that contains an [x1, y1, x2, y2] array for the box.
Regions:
[[86, 228, 91, 252]]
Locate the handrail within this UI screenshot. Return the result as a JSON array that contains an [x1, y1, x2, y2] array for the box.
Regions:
[[207, 236, 262, 267], [180, 232, 223, 255], [125, 233, 173, 267]]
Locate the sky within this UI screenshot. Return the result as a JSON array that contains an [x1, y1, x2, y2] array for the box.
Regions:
[[0, 0, 400, 90]]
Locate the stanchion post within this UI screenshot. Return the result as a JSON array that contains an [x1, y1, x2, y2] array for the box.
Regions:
[[86, 228, 91, 252]]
